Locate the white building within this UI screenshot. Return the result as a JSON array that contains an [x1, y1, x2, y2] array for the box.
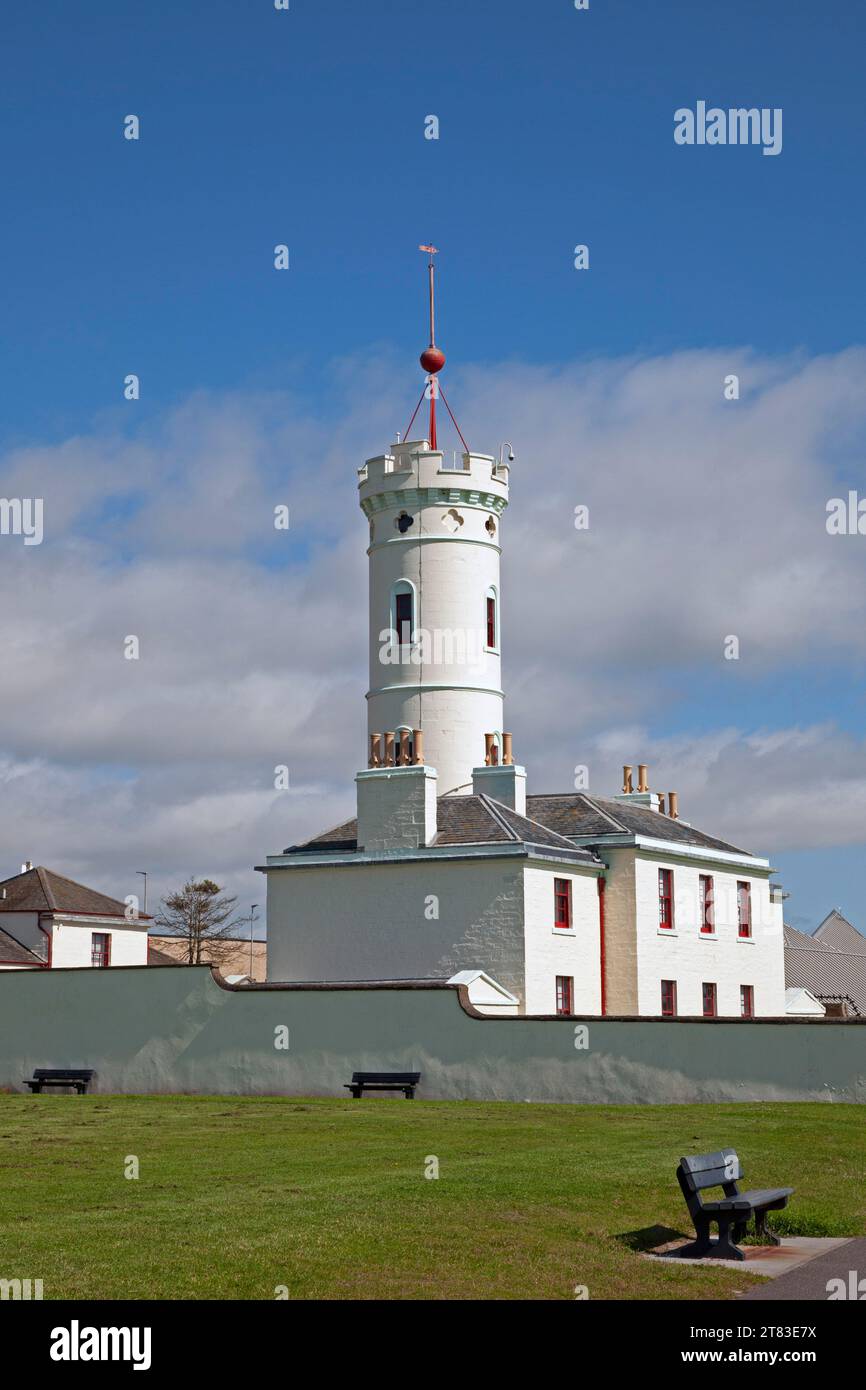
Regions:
[[0, 864, 150, 971], [259, 269, 787, 1019]]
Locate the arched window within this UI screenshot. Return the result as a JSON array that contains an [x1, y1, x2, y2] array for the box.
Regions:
[[391, 580, 415, 647], [485, 586, 499, 652]]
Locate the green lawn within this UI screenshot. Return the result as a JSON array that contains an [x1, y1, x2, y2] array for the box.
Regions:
[[1, 1095, 863, 1300]]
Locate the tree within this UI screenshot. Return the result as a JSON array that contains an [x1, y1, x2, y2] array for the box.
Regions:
[[153, 879, 243, 969]]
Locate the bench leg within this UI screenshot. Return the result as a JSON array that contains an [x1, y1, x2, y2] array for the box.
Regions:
[[754, 1208, 781, 1247], [714, 1216, 745, 1262], [404, 1089, 414, 1099], [351, 1087, 362, 1099], [677, 1217, 714, 1259]]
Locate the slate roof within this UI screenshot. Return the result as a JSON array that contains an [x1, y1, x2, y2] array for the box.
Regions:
[[0, 866, 136, 919], [784, 911, 866, 1018], [525, 793, 753, 856], [285, 794, 600, 863], [0, 926, 43, 965]]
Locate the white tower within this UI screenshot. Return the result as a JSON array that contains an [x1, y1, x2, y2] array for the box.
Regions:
[[358, 250, 512, 797]]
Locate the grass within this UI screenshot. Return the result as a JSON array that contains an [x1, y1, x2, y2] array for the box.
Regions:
[[0, 1095, 863, 1300]]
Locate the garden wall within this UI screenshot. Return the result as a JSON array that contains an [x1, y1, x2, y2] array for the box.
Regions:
[[0, 965, 864, 1104]]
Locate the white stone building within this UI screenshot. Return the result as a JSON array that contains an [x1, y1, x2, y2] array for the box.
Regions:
[[0, 865, 150, 971], [259, 275, 787, 1019]]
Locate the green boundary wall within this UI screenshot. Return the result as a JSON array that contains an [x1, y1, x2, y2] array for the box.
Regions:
[[1, 966, 864, 1104]]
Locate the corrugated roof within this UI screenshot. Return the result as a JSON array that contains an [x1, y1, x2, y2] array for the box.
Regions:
[[813, 909, 866, 954]]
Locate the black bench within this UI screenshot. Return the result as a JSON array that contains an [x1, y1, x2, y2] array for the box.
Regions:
[[25, 1068, 94, 1095], [344, 1071, 420, 1100], [676, 1148, 793, 1261]]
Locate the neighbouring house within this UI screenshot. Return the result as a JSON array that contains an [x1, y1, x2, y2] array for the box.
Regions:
[[784, 910, 866, 1017], [0, 864, 150, 970], [257, 272, 788, 1019], [147, 934, 267, 981]]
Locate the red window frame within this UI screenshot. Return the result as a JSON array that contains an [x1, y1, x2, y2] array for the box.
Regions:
[[740, 985, 754, 1018], [699, 874, 714, 934], [556, 975, 574, 1016], [91, 932, 110, 968], [737, 881, 752, 938], [661, 979, 677, 1018], [554, 878, 572, 930], [486, 594, 497, 649], [658, 868, 673, 930], [702, 982, 717, 1018], [395, 592, 413, 646]]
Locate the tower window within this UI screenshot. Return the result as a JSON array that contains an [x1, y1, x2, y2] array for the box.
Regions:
[[485, 587, 498, 650], [395, 511, 414, 534], [395, 593, 412, 645]]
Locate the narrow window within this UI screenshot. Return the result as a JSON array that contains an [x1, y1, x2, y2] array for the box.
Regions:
[[702, 982, 717, 1018], [394, 591, 413, 646], [737, 881, 752, 938], [554, 878, 572, 929], [556, 976, 574, 1016], [661, 980, 677, 1017], [485, 588, 498, 650], [91, 932, 110, 968], [658, 868, 673, 930], [699, 874, 714, 934], [740, 985, 754, 1018]]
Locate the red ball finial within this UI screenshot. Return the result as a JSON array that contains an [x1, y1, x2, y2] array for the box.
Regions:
[[420, 345, 446, 375]]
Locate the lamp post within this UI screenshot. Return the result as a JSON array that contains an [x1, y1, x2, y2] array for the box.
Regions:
[[136, 870, 148, 918], [249, 904, 259, 980]]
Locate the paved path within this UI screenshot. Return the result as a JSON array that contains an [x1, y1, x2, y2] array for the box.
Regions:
[[741, 1237, 866, 1300]]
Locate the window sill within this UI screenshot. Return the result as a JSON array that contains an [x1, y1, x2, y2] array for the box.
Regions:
[[737, 935, 755, 944], [699, 932, 717, 940], [552, 928, 576, 937], [657, 929, 678, 937]]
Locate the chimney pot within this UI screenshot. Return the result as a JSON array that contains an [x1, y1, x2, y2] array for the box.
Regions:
[[484, 733, 495, 766], [502, 733, 513, 766], [637, 764, 649, 793], [658, 794, 666, 815], [369, 733, 382, 768], [399, 729, 411, 766], [668, 791, 679, 820], [412, 728, 424, 765], [622, 764, 633, 794], [384, 731, 395, 766]]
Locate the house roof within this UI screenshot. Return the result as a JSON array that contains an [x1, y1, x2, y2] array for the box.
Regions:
[[784, 912, 866, 1017], [813, 909, 866, 954], [0, 926, 43, 965], [0, 866, 136, 919], [285, 793, 600, 863], [525, 793, 753, 856]]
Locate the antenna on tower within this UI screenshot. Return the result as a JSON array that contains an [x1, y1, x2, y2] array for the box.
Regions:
[[403, 245, 469, 456]]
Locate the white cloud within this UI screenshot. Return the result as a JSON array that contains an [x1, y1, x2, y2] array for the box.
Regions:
[[2, 346, 866, 913]]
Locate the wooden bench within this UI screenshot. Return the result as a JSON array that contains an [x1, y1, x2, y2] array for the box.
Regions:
[[676, 1147, 793, 1261], [344, 1071, 420, 1100], [25, 1068, 94, 1095]]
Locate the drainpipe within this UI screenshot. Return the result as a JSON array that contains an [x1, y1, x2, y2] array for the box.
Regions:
[[597, 876, 607, 1016]]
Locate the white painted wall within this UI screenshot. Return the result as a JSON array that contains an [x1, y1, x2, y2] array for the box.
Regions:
[[632, 854, 786, 1017], [49, 917, 149, 969], [522, 864, 602, 1015], [266, 855, 527, 1001]]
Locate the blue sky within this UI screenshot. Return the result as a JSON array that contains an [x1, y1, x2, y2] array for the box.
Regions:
[[2, 1, 866, 932]]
